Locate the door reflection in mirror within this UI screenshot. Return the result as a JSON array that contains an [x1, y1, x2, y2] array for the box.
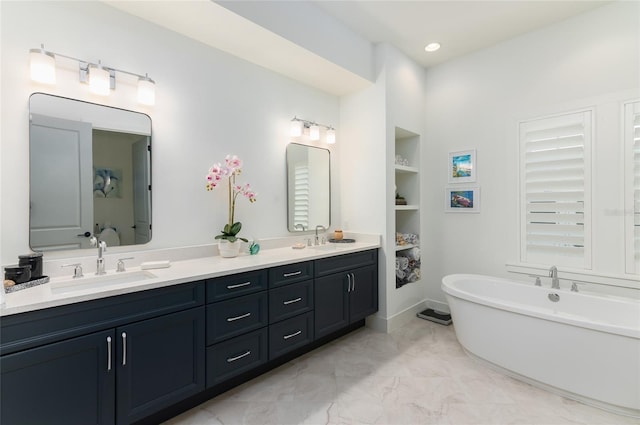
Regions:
[[29, 93, 151, 251]]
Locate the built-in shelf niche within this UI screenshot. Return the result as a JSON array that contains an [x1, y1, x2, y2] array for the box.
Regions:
[[394, 126, 420, 288]]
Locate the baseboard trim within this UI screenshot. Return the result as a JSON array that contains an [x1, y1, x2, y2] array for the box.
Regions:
[[366, 298, 451, 333]]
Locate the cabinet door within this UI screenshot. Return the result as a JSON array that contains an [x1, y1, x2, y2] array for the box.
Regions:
[[314, 273, 349, 339], [349, 265, 379, 323], [116, 307, 205, 425], [1, 330, 115, 425]]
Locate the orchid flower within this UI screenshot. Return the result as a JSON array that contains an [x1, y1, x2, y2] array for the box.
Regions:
[[205, 155, 257, 242]]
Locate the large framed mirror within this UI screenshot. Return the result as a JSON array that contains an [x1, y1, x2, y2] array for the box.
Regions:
[[286, 143, 330, 231], [29, 93, 152, 251]]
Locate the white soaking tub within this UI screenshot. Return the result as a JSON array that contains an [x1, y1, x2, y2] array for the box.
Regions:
[[442, 274, 640, 418]]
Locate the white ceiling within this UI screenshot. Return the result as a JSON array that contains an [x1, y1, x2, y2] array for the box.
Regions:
[[312, 1, 611, 69], [104, 1, 611, 96]]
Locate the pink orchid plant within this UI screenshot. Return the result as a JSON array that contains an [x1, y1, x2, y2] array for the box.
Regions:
[[206, 155, 257, 242]]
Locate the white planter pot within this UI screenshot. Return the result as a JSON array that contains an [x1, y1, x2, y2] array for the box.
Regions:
[[218, 239, 242, 258]]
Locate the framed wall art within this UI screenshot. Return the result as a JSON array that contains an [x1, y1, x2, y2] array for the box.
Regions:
[[445, 186, 480, 213], [448, 149, 476, 183]]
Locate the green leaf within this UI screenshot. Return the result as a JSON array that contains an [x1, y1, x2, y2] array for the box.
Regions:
[[230, 222, 242, 235], [216, 221, 244, 241]]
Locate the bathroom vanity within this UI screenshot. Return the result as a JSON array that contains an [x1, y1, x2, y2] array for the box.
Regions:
[[0, 246, 378, 425]]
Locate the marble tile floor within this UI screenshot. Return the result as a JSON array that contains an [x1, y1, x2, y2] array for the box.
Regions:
[[164, 317, 637, 425]]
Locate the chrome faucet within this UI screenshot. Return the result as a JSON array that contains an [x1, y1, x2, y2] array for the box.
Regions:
[[315, 225, 326, 245], [549, 266, 559, 289], [90, 236, 108, 275]]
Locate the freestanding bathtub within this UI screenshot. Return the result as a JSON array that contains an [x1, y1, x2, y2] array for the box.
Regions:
[[442, 274, 640, 418]]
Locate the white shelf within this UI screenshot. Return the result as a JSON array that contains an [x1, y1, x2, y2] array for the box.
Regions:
[[395, 204, 419, 211], [395, 243, 418, 252], [395, 164, 419, 174]]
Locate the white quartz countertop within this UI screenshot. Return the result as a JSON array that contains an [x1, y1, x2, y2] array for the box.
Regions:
[[1, 238, 379, 317]]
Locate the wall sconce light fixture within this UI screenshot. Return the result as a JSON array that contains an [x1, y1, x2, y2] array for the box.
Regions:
[[29, 46, 56, 84], [326, 127, 336, 144], [29, 44, 156, 106], [290, 116, 336, 144]]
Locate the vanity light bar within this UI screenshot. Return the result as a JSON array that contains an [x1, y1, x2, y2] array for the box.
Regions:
[[29, 44, 156, 106], [290, 117, 336, 144]]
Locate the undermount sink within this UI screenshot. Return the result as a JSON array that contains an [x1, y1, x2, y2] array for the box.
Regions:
[[51, 270, 157, 294], [310, 244, 338, 251]]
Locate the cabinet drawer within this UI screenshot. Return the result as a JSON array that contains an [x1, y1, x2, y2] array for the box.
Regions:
[[269, 261, 314, 288], [268, 312, 314, 360], [206, 270, 268, 303], [206, 292, 268, 344], [314, 250, 377, 277], [269, 280, 313, 324], [206, 328, 268, 387]]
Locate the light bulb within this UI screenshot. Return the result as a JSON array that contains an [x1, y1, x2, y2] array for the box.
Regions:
[[309, 124, 320, 141], [290, 119, 303, 137], [89, 63, 110, 96], [326, 128, 336, 144], [424, 42, 441, 52], [138, 75, 155, 105], [29, 47, 56, 84]]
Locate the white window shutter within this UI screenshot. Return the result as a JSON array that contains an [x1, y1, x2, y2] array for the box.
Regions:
[[519, 110, 592, 269], [293, 165, 310, 230], [625, 101, 640, 274]]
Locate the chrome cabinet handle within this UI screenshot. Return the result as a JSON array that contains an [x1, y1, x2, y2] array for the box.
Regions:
[[121, 332, 127, 366], [283, 271, 302, 277], [347, 273, 352, 292], [227, 281, 251, 289], [283, 297, 302, 305], [227, 350, 251, 363], [283, 330, 302, 340], [226, 312, 251, 322], [107, 336, 112, 371]]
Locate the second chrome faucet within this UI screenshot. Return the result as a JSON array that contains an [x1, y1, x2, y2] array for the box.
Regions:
[[549, 265, 560, 289]]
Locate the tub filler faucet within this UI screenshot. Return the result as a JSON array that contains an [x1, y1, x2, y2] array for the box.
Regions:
[[549, 266, 559, 289]]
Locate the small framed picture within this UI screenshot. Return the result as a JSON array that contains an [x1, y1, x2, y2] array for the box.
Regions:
[[445, 187, 480, 213], [448, 149, 476, 183]]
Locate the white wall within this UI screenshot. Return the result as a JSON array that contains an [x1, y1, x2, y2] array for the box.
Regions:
[[0, 1, 341, 264], [339, 43, 428, 327], [424, 1, 640, 304], [218, 1, 374, 83], [379, 44, 428, 322]]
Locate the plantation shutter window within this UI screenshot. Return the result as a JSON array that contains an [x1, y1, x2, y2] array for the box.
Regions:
[[293, 164, 310, 230], [519, 110, 592, 269], [625, 101, 640, 274]]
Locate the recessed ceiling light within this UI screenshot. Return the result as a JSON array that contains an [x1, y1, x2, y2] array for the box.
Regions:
[[424, 42, 441, 52]]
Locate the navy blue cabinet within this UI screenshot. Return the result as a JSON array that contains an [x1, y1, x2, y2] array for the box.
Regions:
[[314, 250, 378, 339], [0, 283, 205, 425], [1, 330, 115, 425], [1, 250, 377, 424], [205, 272, 269, 388], [116, 307, 205, 424]]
